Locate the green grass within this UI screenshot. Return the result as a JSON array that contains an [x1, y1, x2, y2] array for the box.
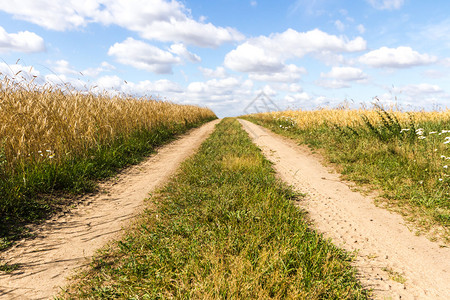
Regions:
[[244, 111, 449, 238], [63, 118, 367, 299], [0, 118, 216, 250]]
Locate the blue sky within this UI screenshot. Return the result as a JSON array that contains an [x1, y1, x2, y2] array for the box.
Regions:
[[0, 0, 449, 117]]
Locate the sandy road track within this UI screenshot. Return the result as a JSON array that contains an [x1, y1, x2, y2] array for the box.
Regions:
[[0, 120, 219, 300], [239, 119, 449, 300]]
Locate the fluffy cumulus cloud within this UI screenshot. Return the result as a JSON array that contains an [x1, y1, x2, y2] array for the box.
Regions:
[[0, 26, 45, 53], [0, 0, 244, 47], [108, 38, 181, 74], [249, 64, 307, 83], [359, 46, 437, 68], [321, 67, 367, 81], [199, 66, 227, 78], [317, 67, 367, 89], [316, 79, 351, 89], [225, 28, 365, 83], [392, 83, 443, 96], [169, 43, 201, 63], [224, 43, 285, 73], [0, 61, 90, 89], [334, 20, 345, 32], [187, 77, 252, 96], [378, 83, 449, 109], [92, 75, 184, 97], [50, 60, 116, 77], [366, 0, 404, 10], [0, 62, 41, 81], [285, 92, 311, 103], [357, 24, 366, 34]]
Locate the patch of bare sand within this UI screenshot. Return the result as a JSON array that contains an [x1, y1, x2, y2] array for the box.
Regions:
[[0, 120, 219, 300], [239, 119, 449, 300]]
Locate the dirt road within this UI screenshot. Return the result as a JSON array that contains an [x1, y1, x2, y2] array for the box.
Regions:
[[239, 119, 450, 300], [0, 120, 219, 300]]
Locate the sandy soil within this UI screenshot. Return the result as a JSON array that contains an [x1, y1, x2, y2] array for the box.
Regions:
[[239, 119, 450, 300], [0, 120, 218, 300]]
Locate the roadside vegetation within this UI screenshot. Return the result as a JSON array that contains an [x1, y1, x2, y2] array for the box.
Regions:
[[244, 108, 449, 241], [63, 119, 367, 299], [0, 75, 216, 248]]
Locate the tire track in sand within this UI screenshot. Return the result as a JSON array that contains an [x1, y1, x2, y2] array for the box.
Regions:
[[0, 120, 219, 300], [239, 119, 449, 300]]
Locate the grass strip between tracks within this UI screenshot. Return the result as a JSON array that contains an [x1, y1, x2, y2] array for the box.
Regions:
[[63, 118, 367, 299]]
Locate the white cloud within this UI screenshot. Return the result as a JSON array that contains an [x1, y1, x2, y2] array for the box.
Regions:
[[185, 77, 255, 115], [199, 66, 227, 78], [94, 75, 124, 91], [49, 60, 116, 77], [367, 0, 405, 10], [442, 58, 450, 68], [313, 51, 348, 66], [224, 43, 285, 73], [225, 28, 366, 75], [0, 0, 106, 31], [259, 85, 277, 97], [251, 1, 257, 7], [0, 62, 41, 81], [92, 75, 184, 97], [187, 77, 251, 95], [377, 83, 449, 109], [169, 43, 201, 63], [108, 38, 181, 74], [125, 79, 184, 96], [285, 92, 311, 103], [0, 26, 45, 53], [422, 69, 445, 79], [0, 0, 244, 47], [335, 20, 345, 32], [51, 60, 78, 75], [359, 46, 437, 68], [393, 83, 443, 96], [318, 67, 367, 89], [417, 19, 450, 49], [288, 83, 303, 93], [82, 62, 116, 77], [249, 64, 306, 83], [357, 24, 366, 34], [321, 67, 367, 81], [316, 79, 350, 89]]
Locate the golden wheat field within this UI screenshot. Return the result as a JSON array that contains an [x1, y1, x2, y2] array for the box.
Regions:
[[251, 108, 450, 130], [0, 77, 216, 174]]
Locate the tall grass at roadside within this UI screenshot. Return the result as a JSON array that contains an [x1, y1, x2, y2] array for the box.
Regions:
[[0, 75, 216, 245], [244, 108, 449, 237], [63, 118, 367, 299]]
